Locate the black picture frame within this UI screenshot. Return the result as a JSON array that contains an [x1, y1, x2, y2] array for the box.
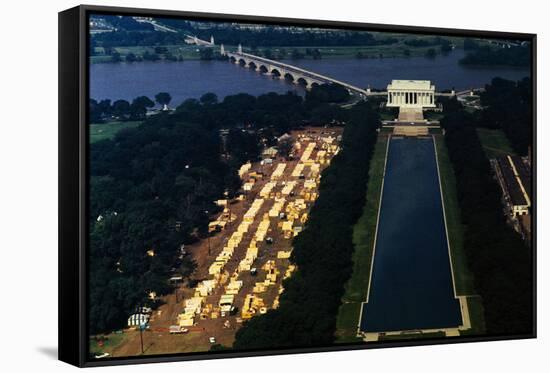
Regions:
[[59, 4, 537, 367]]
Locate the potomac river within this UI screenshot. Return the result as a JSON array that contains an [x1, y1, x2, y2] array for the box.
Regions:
[[90, 49, 529, 104]]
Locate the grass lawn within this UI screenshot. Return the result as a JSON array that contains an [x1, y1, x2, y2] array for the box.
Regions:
[[461, 296, 486, 336], [476, 128, 516, 158], [434, 134, 486, 334], [434, 135, 475, 296], [89, 332, 127, 356], [91, 38, 469, 64], [334, 134, 388, 343], [90, 121, 143, 143]]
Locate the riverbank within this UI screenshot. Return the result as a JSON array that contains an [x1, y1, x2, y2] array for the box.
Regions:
[[90, 49, 530, 105], [91, 43, 466, 64]]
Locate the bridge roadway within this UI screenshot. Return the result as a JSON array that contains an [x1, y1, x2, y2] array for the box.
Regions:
[[188, 37, 483, 99], [227, 51, 483, 98], [226, 51, 374, 97]]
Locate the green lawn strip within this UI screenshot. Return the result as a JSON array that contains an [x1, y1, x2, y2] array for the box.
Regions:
[[461, 296, 487, 336], [90, 121, 143, 143], [476, 128, 516, 158], [435, 135, 487, 333], [434, 135, 475, 296], [89, 332, 127, 356], [334, 134, 388, 342], [334, 302, 363, 343], [93, 41, 458, 64]]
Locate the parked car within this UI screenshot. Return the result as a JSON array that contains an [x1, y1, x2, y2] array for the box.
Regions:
[[169, 325, 189, 334]]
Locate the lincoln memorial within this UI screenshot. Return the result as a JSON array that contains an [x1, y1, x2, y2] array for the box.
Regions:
[[386, 80, 436, 109]]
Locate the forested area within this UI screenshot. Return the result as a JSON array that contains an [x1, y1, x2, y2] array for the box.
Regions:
[[89, 85, 351, 334], [460, 43, 531, 67], [91, 15, 397, 49], [477, 77, 532, 155], [441, 98, 532, 335], [193, 29, 397, 48], [233, 102, 380, 349]]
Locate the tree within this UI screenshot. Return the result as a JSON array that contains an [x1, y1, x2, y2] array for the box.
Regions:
[[112, 99, 131, 119], [155, 92, 172, 109], [125, 52, 138, 62], [90, 99, 103, 123], [277, 135, 294, 159], [133, 96, 154, 109], [154, 46, 168, 54], [143, 51, 160, 61], [441, 42, 452, 54], [464, 38, 479, 50], [425, 48, 437, 59], [130, 96, 155, 120], [312, 49, 322, 60], [199, 48, 214, 60], [291, 49, 304, 60], [441, 99, 532, 335], [111, 51, 122, 63], [200, 92, 218, 106]]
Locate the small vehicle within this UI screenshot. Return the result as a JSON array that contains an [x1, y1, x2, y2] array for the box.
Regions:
[[138, 306, 152, 314], [169, 325, 189, 334], [250, 268, 258, 276], [209, 337, 216, 344], [265, 237, 273, 244]]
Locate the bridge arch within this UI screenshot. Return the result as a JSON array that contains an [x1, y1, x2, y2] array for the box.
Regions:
[[283, 72, 295, 82], [229, 56, 237, 64], [270, 68, 281, 78], [237, 58, 247, 67], [296, 77, 309, 87], [248, 61, 258, 70], [258, 64, 269, 74]]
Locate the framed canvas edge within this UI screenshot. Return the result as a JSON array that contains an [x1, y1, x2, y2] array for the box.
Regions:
[[58, 4, 537, 368]]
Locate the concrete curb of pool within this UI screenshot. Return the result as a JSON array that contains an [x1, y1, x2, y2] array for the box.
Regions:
[[356, 134, 472, 342]]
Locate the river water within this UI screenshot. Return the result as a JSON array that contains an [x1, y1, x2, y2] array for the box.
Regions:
[[360, 136, 462, 332], [90, 49, 529, 105]]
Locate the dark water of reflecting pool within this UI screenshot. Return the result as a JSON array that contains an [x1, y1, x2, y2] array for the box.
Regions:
[[360, 136, 462, 332]]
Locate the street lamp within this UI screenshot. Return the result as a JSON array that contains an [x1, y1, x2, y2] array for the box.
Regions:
[[205, 210, 211, 256], [224, 189, 231, 226]]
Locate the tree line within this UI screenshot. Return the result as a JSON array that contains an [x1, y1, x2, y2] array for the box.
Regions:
[[440, 95, 532, 336], [90, 92, 172, 123], [90, 15, 398, 49], [477, 77, 532, 155], [460, 42, 531, 67], [233, 102, 380, 349], [89, 85, 352, 334]]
